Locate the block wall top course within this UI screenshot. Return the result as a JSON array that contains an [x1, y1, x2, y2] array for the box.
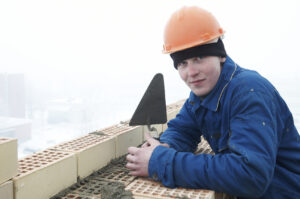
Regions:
[[16, 149, 74, 178], [166, 99, 186, 112], [97, 122, 140, 137], [92, 166, 136, 186], [53, 172, 133, 198], [64, 179, 103, 198], [49, 134, 112, 152], [50, 136, 217, 199], [0, 137, 16, 144], [51, 155, 135, 199], [126, 177, 214, 199], [87, 155, 136, 186], [55, 179, 133, 199], [57, 193, 99, 199]]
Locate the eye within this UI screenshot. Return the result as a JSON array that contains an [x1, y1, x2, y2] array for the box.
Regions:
[[177, 60, 188, 69], [191, 56, 206, 64], [196, 56, 206, 61]]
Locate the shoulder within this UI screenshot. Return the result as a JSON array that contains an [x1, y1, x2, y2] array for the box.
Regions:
[[229, 66, 276, 96]]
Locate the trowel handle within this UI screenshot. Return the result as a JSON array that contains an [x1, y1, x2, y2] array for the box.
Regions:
[[147, 124, 159, 139]]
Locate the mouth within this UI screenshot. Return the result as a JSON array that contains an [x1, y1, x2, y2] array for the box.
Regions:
[[189, 79, 205, 86]]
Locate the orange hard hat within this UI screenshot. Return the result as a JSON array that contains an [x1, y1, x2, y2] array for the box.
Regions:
[[162, 6, 225, 54]]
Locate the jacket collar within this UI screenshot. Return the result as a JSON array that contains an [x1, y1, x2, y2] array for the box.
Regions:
[[188, 56, 237, 112]]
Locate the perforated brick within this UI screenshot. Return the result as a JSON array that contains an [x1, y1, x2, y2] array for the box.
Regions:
[[13, 150, 77, 199], [51, 155, 135, 199], [63, 179, 103, 198], [55, 178, 135, 199], [0, 137, 18, 184], [50, 134, 116, 179], [99, 123, 143, 157], [93, 167, 136, 186], [53, 175, 132, 198], [126, 177, 214, 199], [50, 134, 111, 151], [99, 122, 139, 137], [57, 193, 99, 199]]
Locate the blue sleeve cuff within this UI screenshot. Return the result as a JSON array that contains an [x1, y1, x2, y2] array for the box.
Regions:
[[148, 145, 177, 188]]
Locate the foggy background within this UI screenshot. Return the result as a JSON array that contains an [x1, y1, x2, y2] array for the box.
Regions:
[[0, 0, 299, 158]]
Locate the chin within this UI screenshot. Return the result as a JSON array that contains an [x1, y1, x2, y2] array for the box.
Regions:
[[192, 89, 209, 97], [193, 91, 205, 96]]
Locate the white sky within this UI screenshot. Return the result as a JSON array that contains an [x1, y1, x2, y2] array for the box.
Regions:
[[1, 0, 300, 115], [1, 0, 300, 72], [1, 0, 300, 157]]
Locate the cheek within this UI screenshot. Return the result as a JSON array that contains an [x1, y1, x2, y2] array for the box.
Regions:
[[178, 70, 186, 81], [206, 66, 220, 84], [210, 68, 221, 83]]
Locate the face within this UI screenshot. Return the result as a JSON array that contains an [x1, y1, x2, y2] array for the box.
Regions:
[[177, 56, 225, 97]]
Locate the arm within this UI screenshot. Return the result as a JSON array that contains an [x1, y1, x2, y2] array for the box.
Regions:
[[126, 99, 201, 180], [159, 100, 201, 152], [149, 90, 278, 197]]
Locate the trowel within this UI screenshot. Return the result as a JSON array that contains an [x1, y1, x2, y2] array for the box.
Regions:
[[129, 73, 167, 138]]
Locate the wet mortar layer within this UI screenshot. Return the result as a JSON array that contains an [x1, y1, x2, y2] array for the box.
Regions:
[[50, 135, 229, 199], [89, 131, 107, 136], [51, 155, 134, 199]]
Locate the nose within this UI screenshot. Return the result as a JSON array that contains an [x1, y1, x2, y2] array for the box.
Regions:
[[187, 62, 199, 77]]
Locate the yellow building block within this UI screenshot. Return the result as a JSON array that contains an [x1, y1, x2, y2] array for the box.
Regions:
[[50, 134, 116, 179], [13, 150, 77, 199], [0, 137, 18, 184], [0, 180, 13, 199], [115, 128, 142, 157], [101, 123, 143, 158]]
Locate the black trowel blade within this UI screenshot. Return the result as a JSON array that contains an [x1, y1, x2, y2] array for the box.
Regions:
[[129, 73, 167, 126]]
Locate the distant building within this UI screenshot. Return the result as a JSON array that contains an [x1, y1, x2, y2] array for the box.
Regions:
[[0, 73, 26, 118], [0, 116, 31, 142], [0, 73, 30, 142]]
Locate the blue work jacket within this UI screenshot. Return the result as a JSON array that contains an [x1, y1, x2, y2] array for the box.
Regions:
[[149, 56, 300, 199]]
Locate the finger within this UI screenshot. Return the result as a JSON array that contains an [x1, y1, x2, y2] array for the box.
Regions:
[[128, 146, 139, 154], [126, 162, 139, 170], [144, 132, 152, 141], [129, 169, 148, 177], [145, 132, 158, 145], [129, 170, 142, 176], [126, 154, 136, 163], [141, 141, 150, 148], [161, 143, 170, 148]]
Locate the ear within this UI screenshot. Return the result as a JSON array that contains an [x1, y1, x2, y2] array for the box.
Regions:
[[220, 57, 226, 63]]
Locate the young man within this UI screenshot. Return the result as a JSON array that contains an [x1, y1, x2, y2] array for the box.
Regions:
[[126, 6, 300, 199]]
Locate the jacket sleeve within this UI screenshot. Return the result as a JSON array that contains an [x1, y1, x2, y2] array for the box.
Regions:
[[149, 90, 278, 198], [159, 100, 201, 152]]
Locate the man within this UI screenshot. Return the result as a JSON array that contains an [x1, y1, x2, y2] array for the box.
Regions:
[[126, 6, 300, 199]]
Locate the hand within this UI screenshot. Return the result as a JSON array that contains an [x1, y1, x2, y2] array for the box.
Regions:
[[126, 132, 169, 176]]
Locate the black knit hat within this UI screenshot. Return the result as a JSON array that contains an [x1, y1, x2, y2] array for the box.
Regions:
[[170, 39, 227, 69]]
